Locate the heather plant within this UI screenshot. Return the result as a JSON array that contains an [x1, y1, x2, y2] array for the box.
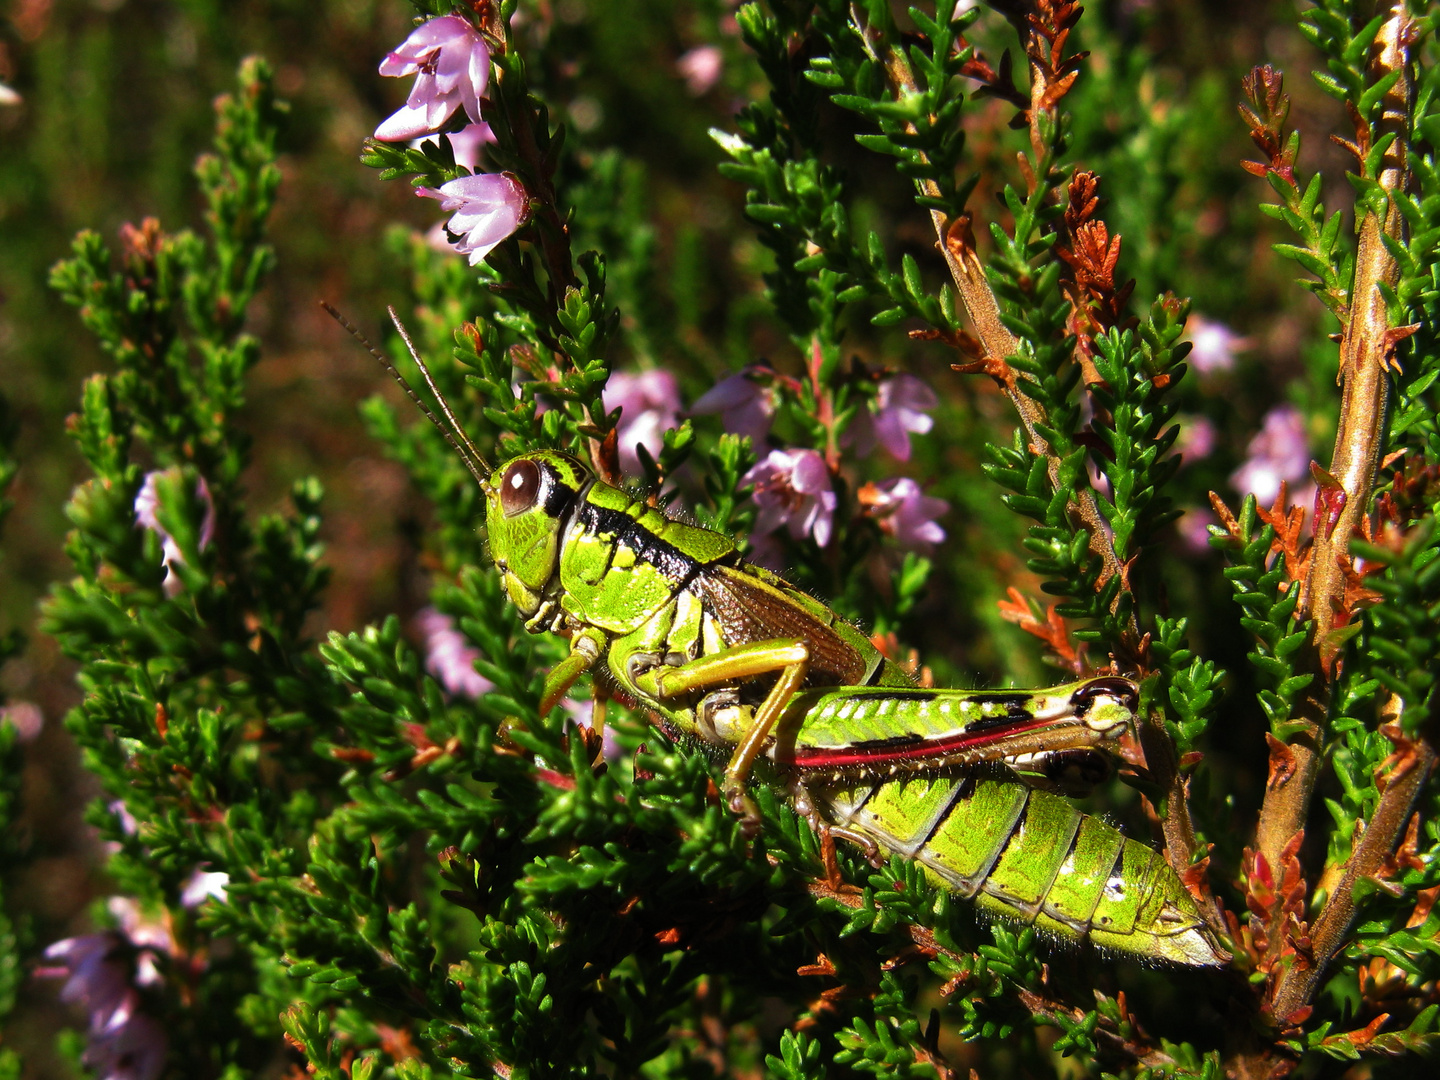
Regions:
[[17, 1, 1440, 1078]]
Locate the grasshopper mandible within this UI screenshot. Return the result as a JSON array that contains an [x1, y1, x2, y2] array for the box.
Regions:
[[350, 307, 1227, 968]]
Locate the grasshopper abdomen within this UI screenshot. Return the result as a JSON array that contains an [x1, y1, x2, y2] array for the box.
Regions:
[[816, 774, 1225, 966]]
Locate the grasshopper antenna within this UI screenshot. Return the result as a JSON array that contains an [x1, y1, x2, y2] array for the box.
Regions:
[[319, 301, 489, 487], [387, 305, 489, 473]]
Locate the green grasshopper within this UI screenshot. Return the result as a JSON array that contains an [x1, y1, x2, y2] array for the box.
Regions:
[[354, 310, 1227, 967]]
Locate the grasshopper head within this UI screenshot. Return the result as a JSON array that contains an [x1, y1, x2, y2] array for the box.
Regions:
[[483, 450, 591, 617]]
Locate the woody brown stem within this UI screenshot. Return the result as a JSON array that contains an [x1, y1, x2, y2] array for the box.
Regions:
[[1271, 738, 1435, 1020], [879, 42, 1130, 620], [1256, 4, 1412, 893], [1307, 8, 1410, 641]]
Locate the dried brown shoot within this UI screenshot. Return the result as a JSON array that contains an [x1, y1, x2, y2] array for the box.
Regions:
[[997, 585, 1088, 674]]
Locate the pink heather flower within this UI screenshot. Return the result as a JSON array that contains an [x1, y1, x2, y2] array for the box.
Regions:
[[1183, 315, 1250, 376], [0, 700, 42, 742], [419, 173, 528, 265], [85, 1012, 167, 1080], [416, 607, 492, 699], [179, 869, 229, 909], [845, 374, 937, 461], [40, 935, 132, 1022], [38, 902, 172, 1080], [134, 470, 216, 597], [690, 369, 774, 445], [743, 449, 837, 550], [109, 801, 139, 837], [859, 478, 948, 552], [102, 800, 139, 856], [1174, 415, 1217, 464], [603, 370, 682, 474], [425, 221, 461, 256], [107, 898, 172, 957], [1177, 508, 1218, 556], [446, 121, 495, 171], [1230, 405, 1310, 505], [677, 45, 723, 95], [375, 15, 489, 141]]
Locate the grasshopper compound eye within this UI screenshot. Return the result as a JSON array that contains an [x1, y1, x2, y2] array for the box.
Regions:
[[500, 459, 543, 516]]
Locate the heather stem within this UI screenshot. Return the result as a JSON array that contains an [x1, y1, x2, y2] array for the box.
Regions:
[[1256, 4, 1412, 892], [1271, 739, 1436, 1020], [1306, 8, 1410, 643], [878, 43, 1130, 619]]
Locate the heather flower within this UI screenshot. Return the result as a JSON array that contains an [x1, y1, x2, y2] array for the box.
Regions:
[[603, 370, 682, 473], [134, 470, 216, 597], [416, 607, 492, 699], [107, 897, 172, 957], [109, 800, 139, 837], [40, 935, 132, 1022], [85, 1012, 167, 1080], [844, 374, 937, 460], [1174, 415, 1217, 464], [375, 15, 489, 141], [1183, 314, 1250, 376], [38, 899, 173, 1080], [0, 700, 42, 742], [1230, 405, 1310, 504], [446, 121, 495, 171], [1176, 508, 1218, 556], [179, 868, 229, 909], [742, 449, 837, 550], [858, 478, 948, 552], [102, 800, 140, 856], [677, 45, 723, 95], [419, 172, 528, 265], [690, 369, 775, 445]]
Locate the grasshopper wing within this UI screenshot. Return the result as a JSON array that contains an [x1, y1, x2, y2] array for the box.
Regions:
[[693, 564, 873, 687]]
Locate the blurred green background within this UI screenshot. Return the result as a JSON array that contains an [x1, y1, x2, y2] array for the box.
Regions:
[[0, 0, 1357, 1069]]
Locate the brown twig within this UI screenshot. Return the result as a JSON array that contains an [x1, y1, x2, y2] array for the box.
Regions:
[[1253, 3, 1413, 929], [1306, 6, 1411, 648], [1013, 988, 1183, 1072], [877, 12, 1128, 618], [1271, 731, 1436, 1020]]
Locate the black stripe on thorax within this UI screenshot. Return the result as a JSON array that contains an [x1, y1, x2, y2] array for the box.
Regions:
[[544, 471, 583, 519], [574, 493, 707, 586]]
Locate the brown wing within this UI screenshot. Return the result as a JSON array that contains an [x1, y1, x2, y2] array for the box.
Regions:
[[694, 565, 868, 687]]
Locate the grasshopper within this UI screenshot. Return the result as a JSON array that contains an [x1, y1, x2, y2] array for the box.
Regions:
[[349, 309, 1227, 967]]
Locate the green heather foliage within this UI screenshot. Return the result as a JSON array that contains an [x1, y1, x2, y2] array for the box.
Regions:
[[6, 0, 1440, 1077]]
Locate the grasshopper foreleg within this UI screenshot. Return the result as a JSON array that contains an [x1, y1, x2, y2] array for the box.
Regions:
[[634, 638, 810, 827], [542, 628, 605, 716]]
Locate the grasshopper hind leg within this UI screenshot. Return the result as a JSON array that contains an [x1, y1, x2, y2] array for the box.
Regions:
[[631, 637, 812, 829], [789, 776, 885, 872]]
